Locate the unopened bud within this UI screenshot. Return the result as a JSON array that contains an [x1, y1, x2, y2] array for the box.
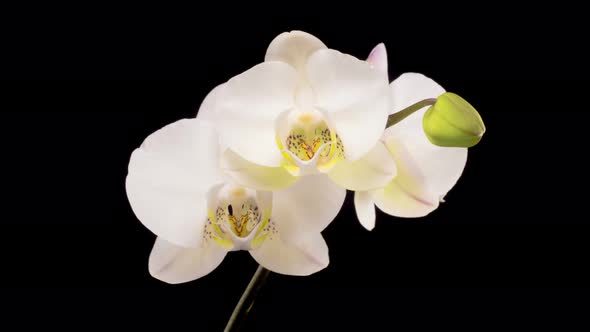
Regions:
[[423, 92, 486, 147]]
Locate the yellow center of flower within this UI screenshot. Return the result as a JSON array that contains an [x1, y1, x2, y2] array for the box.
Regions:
[[277, 110, 345, 175], [297, 113, 316, 124], [203, 185, 274, 251]]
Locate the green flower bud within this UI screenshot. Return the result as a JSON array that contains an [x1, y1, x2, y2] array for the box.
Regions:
[[423, 92, 486, 148]]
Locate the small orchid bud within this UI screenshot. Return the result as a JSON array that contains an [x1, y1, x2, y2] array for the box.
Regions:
[[423, 92, 486, 148]]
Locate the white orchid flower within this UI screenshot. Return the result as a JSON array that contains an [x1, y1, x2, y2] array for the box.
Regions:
[[354, 44, 468, 230], [198, 31, 397, 192], [126, 119, 345, 284]]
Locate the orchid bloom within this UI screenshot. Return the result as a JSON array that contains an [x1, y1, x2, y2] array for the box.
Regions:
[[198, 31, 397, 193], [354, 44, 468, 230], [126, 119, 344, 283]]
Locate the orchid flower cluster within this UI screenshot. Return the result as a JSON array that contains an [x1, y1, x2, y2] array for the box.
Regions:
[[126, 31, 485, 284]]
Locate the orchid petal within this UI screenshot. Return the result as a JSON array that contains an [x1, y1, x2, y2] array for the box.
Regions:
[[387, 73, 468, 201], [214, 62, 298, 167], [126, 119, 224, 247], [390, 72, 445, 115], [354, 191, 377, 231], [307, 49, 389, 161], [272, 174, 345, 244], [265, 30, 327, 75], [328, 141, 397, 191], [220, 148, 298, 191], [250, 232, 329, 276], [367, 43, 388, 75], [196, 84, 225, 121], [149, 237, 227, 284], [372, 137, 440, 217]]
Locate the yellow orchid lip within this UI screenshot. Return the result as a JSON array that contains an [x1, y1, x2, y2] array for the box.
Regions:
[[276, 110, 345, 176], [203, 185, 273, 251]]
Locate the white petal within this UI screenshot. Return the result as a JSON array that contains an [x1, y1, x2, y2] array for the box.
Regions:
[[367, 43, 388, 75], [196, 85, 232, 154], [307, 49, 390, 161], [126, 119, 224, 247], [214, 62, 298, 167], [220, 148, 298, 191], [196, 84, 225, 121], [372, 183, 439, 218], [250, 232, 329, 276], [149, 237, 227, 284], [390, 72, 445, 115], [372, 137, 440, 218], [272, 174, 345, 244], [308, 49, 388, 110], [265, 30, 327, 75], [354, 191, 376, 231], [327, 141, 397, 191], [387, 73, 468, 200]]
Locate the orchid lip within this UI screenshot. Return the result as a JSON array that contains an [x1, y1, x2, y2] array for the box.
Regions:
[[277, 108, 345, 176], [204, 184, 272, 251], [282, 142, 332, 176], [219, 219, 265, 251]]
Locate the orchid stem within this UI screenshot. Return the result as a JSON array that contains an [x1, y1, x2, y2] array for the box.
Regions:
[[224, 265, 271, 332], [386, 98, 437, 128]]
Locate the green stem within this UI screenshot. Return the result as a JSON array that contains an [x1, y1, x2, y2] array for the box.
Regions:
[[224, 265, 271, 332], [386, 98, 437, 128]]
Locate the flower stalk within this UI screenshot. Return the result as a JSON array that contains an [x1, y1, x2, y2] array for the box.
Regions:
[[224, 266, 272, 332], [386, 98, 437, 128]]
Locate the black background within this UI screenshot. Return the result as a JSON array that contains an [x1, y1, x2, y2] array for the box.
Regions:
[[2, 5, 588, 331]]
